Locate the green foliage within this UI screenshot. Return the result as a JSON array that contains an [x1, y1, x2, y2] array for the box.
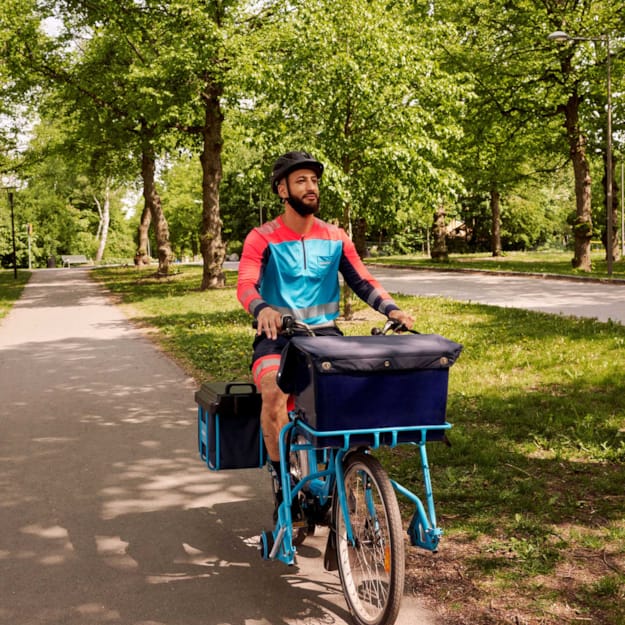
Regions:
[[386, 231, 426, 255], [501, 188, 568, 251], [237, 0, 465, 231], [160, 156, 203, 259], [8, 118, 137, 266], [2, 0, 624, 274]]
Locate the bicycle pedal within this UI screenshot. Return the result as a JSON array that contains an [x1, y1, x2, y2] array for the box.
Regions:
[[259, 530, 274, 559]]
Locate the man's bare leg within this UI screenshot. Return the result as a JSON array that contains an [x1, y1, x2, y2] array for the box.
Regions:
[[259, 371, 289, 466]]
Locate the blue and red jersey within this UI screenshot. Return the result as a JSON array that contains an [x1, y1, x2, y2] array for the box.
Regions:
[[237, 216, 399, 327]]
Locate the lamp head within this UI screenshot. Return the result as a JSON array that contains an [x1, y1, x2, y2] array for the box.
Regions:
[[547, 31, 572, 42]]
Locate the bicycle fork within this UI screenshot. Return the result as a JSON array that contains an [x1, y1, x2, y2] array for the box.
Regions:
[[391, 441, 442, 551]]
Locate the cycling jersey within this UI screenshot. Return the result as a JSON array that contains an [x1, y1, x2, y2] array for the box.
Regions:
[[237, 216, 399, 326]]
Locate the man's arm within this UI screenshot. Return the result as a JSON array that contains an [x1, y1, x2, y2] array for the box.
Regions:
[[237, 230, 283, 338], [338, 232, 414, 329], [237, 229, 270, 318]]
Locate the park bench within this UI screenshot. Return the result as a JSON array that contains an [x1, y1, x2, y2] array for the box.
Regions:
[[60, 254, 90, 268]]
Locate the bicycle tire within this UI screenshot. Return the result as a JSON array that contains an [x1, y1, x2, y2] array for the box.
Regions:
[[334, 451, 405, 625]]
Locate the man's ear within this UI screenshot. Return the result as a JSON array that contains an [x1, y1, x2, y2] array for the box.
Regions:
[[277, 179, 288, 200]]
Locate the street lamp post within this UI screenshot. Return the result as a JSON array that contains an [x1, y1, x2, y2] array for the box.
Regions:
[[3, 186, 18, 279], [621, 165, 625, 258], [548, 30, 614, 276], [26, 223, 32, 270]]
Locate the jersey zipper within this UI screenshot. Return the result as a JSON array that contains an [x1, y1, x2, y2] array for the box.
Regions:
[[301, 237, 307, 269]]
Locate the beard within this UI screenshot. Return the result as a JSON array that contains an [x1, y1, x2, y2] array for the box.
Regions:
[[288, 194, 319, 216], [286, 182, 319, 216]]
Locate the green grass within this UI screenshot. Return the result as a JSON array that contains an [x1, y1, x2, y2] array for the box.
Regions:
[[93, 265, 625, 625], [367, 249, 625, 280], [0, 270, 30, 319]]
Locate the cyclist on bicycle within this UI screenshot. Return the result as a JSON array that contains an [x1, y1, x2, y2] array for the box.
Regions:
[[237, 150, 414, 506]]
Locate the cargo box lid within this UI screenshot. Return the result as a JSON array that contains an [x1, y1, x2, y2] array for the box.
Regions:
[[278, 334, 463, 394]]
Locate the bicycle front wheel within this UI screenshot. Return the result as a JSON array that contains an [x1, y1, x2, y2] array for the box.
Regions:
[[335, 451, 405, 625]]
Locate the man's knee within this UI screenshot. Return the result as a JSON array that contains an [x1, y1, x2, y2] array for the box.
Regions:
[[259, 373, 287, 415]]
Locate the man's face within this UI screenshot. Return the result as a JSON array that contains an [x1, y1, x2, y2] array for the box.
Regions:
[[279, 168, 320, 214]]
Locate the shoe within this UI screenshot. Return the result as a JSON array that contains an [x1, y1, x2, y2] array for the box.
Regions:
[[273, 487, 305, 526]]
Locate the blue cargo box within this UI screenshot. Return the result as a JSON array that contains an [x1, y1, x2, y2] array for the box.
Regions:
[[195, 382, 266, 470], [277, 334, 462, 446]]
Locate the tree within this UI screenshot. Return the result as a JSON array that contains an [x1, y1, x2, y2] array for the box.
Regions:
[[162, 1, 313, 289], [18, 116, 136, 265], [432, 0, 623, 270], [0, 0, 173, 269], [242, 0, 465, 312], [256, 0, 464, 220], [434, 0, 568, 259], [160, 155, 202, 260], [48, 0, 300, 288], [51, 2, 176, 274]]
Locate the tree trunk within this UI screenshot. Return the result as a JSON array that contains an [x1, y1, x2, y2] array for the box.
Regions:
[[353, 217, 367, 257], [563, 93, 592, 271], [199, 83, 226, 290], [341, 200, 354, 320], [141, 140, 172, 276], [135, 204, 152, 266], [430, 205, 448, 261], [95, 196, 103, 241], [490, 186, 502, 257], [94, 185, 110, 262]]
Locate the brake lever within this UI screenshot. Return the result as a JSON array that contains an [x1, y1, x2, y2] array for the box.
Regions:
[[371, 319, 420, 335]]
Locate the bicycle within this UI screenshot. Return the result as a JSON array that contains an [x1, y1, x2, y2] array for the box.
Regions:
[[257, 316, 462, 625]]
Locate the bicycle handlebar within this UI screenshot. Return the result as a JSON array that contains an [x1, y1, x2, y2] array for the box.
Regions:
[[253, 314, 417, 337]]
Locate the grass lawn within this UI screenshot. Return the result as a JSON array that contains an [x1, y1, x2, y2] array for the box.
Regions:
[[367, 249, 625, 281], [91, 264, 625, 625]]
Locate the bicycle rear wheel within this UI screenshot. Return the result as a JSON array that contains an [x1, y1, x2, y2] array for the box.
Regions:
[[334, 451, 405, 625]]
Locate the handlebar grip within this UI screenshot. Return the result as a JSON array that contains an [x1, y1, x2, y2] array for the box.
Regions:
[[251, 315, 295, 332], [281, 315, 295, 331]]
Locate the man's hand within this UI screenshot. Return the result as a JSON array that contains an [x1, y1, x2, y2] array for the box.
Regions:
[[388, 309, 415, 331], [256, 307, 283, 340]]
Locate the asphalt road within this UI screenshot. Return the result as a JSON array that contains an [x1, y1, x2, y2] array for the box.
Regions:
[[368, 266, 625, 325], [224, 260, 625, 325], [0, 268, 438, 625]]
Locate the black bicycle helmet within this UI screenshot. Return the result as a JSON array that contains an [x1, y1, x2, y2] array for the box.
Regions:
[[270, 151, 324, 194]]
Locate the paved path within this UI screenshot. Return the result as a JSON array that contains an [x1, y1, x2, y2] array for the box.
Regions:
[[0, 268, 438, 625], [369, 266, 625, 325]]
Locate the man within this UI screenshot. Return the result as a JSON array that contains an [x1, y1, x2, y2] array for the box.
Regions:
[[237, 150, 414, 501]]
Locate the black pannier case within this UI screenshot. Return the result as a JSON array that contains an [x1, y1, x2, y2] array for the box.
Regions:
[[277, 334, 463, 445], [195, 382, 265, 470]]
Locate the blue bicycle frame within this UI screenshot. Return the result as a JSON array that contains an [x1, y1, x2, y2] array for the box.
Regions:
[[262, 414, 451, 566]]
